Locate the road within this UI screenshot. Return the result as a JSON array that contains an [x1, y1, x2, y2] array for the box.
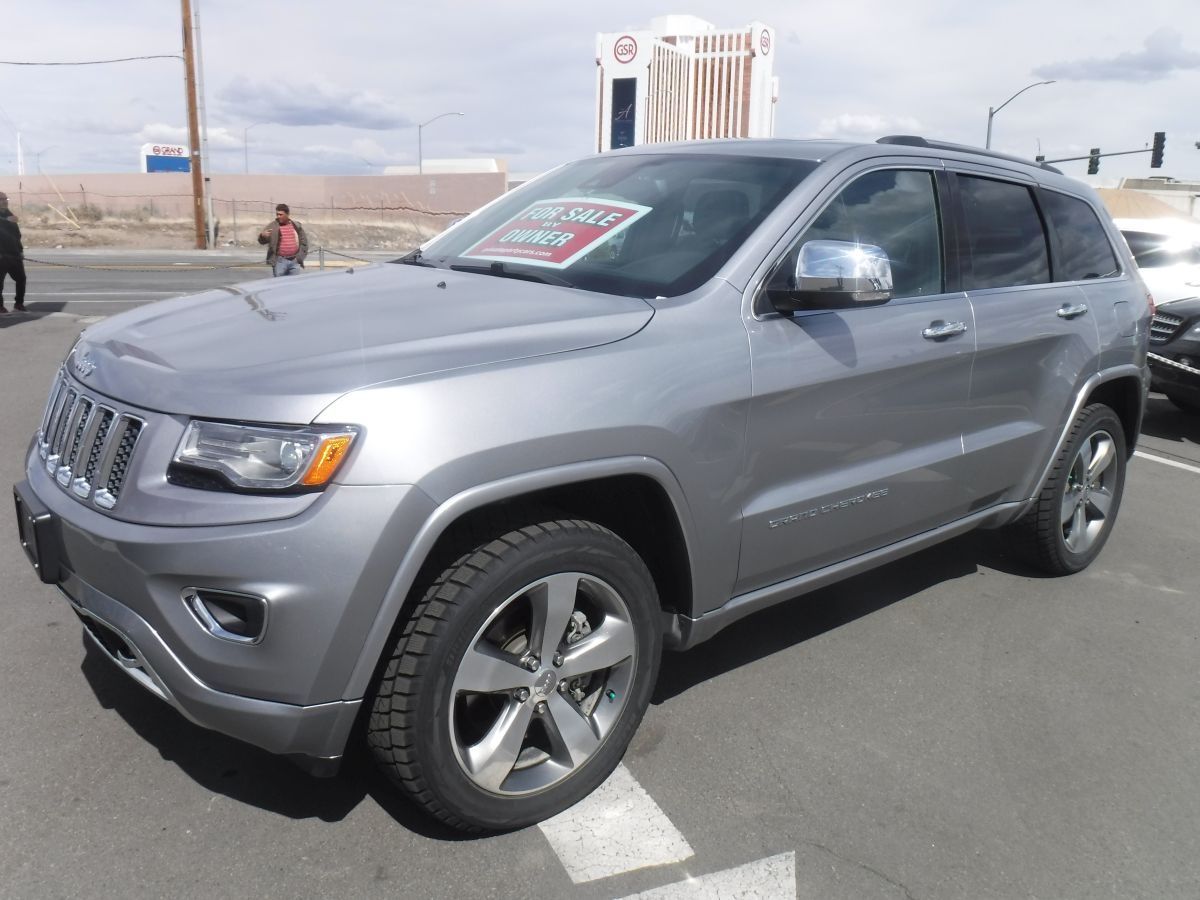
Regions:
[[1, 254, 1198, 899]]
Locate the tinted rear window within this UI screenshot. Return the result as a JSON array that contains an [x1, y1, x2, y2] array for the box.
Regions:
[[1040, 191, 1120, 280], [958, 175, 1050, 290]]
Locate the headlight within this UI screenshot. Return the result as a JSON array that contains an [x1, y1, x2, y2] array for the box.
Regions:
[[172, 421, 358, 491]]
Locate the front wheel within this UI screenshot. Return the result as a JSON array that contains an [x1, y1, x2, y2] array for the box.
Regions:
[[1007, 403, 1127, 575], [368, 518, 661, 832]]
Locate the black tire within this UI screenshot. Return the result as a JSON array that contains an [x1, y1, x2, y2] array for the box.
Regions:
[[1007, 403, 1127, 575], [367, 518, 661, 832], [1165, 392, 1200, 414]]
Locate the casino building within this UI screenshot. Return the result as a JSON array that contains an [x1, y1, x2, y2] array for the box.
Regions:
[[595, 15, 779, 152]]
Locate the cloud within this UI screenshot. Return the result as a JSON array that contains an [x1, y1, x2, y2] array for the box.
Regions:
[[1034, 28, 1200, 82], [134, 123, 242, 149], [465, 139, 526, 156], [218, 81, 412, 130], [814, 113, 922, 139], [136, 123, 189, 144]]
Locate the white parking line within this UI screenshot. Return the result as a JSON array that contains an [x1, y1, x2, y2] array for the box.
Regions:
[[538, 763, 693, 884], [25, 291, 184, 296], [619, 852, 797, 899], [1134, 450, 1200, 475]]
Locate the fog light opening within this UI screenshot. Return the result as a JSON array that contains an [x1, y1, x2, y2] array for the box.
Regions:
[[184, 588, 268, 644]]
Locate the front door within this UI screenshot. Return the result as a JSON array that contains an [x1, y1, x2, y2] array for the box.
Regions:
[[736, 166, 976, 595]]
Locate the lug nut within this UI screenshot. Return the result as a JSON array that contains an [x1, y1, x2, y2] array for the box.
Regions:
[[514, 688, 530, 702], [523, 656, 540, 671], [553, 653, 564, 667], [559, 680, 569, 692], [535, 702, 547, 714]]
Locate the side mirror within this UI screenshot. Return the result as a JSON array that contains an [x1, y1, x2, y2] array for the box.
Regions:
[[771, 239, 894, 312]]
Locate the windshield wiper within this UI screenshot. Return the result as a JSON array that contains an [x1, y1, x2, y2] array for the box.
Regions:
[[449, 261, 574, 288]]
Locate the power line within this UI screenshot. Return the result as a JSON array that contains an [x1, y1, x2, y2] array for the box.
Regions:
[[0, 55, 182, 66]]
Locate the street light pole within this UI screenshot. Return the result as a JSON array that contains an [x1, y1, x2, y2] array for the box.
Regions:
[[985, 80, 1055, 149], [417, 111, 464, 174], [34, 146, 56, 173], [243, 123, 264, 174]]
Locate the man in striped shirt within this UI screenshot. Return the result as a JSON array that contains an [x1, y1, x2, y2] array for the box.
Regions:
[[258, 203, 309, 276]]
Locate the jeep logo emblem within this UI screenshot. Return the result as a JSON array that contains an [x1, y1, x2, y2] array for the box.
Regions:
[[534, 669, 557, 698], [72, 352, 96, 379]]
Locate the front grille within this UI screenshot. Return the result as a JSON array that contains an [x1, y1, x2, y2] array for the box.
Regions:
[[37, 372, 147, 511], [1150, 312, 1184, 344]]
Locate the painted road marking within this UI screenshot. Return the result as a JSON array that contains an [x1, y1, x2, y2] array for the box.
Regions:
[[538, 763, 693, 884], [619, 852, 797, 899], [1134, 450, 1200, 475], [24, 291, 185, 297]]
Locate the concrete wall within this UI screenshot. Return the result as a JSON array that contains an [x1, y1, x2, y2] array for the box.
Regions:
[[0, 171, 507, 228]]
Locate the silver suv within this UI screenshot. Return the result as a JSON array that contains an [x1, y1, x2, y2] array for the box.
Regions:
[[14, 137, 1151, 831]]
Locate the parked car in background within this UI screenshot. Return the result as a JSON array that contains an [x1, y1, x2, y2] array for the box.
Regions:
[[1116, 217, 1200, 411], [15, 137, 1151, 832]]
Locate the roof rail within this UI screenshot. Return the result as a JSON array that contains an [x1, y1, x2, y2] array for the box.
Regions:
[[876, 135, 1063, 175]]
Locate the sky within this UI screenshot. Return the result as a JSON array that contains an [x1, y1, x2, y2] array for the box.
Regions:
[[1, 0, 1198, 187]]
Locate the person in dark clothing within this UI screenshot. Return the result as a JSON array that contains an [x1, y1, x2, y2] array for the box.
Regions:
[[0, 191, 27, 314]]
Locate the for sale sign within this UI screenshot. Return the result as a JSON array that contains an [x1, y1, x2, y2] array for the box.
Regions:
[[461, 197, 653, 269]]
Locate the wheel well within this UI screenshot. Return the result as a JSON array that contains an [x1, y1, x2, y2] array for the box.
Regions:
[[418, 475, 694, 619], [1085, 375, 1144, 457]]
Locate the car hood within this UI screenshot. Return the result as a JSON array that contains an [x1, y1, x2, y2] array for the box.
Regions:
[[69, 264, 654, 422], [1139, 264, 1200, 307], [1156, 295, 1200, 320]]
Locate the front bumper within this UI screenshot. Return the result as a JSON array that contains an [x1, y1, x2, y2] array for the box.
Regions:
[[1149, 300, 1200, 403], [15, 454, 435, 762], [1149, 349, 1200, 402], [63, 566, 362, 762]]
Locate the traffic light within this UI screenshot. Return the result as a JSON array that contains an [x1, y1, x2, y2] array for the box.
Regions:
[[1087, 148, 1100, 175], [1151, 131, 1166, 168]]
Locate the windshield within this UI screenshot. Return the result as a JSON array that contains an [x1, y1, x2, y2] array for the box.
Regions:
[[404, 152, 817, 298], [1122, 230, 1200, 269]]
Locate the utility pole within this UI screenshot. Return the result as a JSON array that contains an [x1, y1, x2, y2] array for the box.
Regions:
[[194, 0, 215, 248], [181, 0, 207, 249]]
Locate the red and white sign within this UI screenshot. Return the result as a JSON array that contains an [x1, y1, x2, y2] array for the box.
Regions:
[[149, 143, 187, 157], [462, 197, 653, 269], [614, 35, 638, 64], [759, 29, 771, 56]]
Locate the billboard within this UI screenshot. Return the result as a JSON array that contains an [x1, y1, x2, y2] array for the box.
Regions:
[[141, 143, 190, 173]]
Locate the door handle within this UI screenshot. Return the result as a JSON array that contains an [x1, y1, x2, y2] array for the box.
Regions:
[[922, 321, 967, 340], [1057, 303, 1089, 319]]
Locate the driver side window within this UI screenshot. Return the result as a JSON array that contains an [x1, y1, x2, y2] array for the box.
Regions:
[[768, 169, 944, 301]]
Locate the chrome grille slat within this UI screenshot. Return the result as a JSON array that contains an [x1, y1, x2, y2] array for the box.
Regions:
[[39, 376, 66, 439], [34, 371, 146, 511], [1150, 312, 1184, 345], [49, 389, 79, 457], [64, 398, 95, 469], [103, 418, 143, 501]]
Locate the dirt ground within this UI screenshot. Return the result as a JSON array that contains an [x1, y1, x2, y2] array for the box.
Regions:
[[15, 216, 436, 254]]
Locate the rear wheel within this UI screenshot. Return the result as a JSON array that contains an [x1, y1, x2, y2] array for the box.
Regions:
[[368, 518, 661, 832], [1007, 403, 1127, 575]]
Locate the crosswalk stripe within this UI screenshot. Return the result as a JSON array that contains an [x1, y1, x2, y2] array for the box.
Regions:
[[618, 852, 797, 899], [538, 763, 693, 884], [1134, 450, 1200, 475]]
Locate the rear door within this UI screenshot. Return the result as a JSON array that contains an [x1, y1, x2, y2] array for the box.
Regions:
[[735, 163, 977, 594], [949, 169, 1103, 506]]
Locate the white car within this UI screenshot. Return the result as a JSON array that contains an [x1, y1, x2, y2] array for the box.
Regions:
[[1116, 217, 1200, 411], [1114, 217, 1200, 307]]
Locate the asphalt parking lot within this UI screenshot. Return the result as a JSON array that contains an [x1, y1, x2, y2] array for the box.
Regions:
[[2, 254, 1198, 899]]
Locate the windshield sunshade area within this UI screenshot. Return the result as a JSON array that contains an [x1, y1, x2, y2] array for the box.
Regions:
[[403, 153, 817, 298]]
